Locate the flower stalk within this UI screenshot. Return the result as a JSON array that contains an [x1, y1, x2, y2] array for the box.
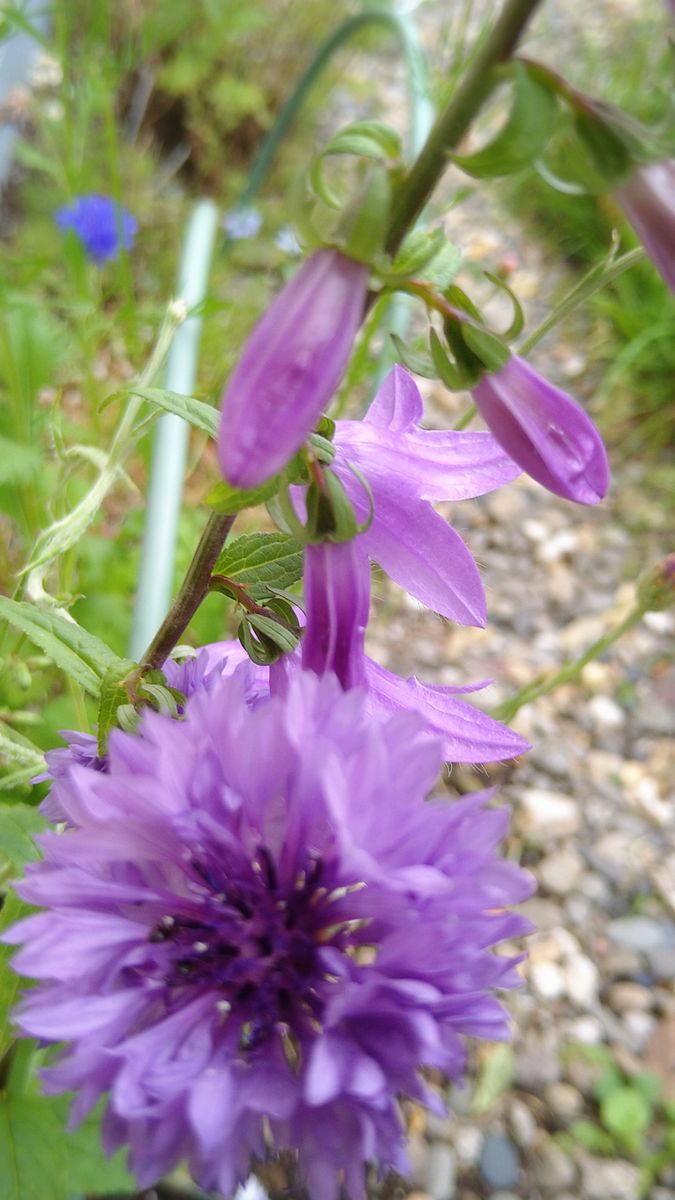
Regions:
[[385, 0, 545, 252]]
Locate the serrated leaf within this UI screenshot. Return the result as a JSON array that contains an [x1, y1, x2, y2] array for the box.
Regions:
[[206, 475, 282, 515], [0, 726, 44, 774], [127, 385, 219, 438], [0, 804, 45, 870], [213, 533, 304, 599], [451, 62, 557, 179], [0, 888, 32, 1061], [0, 598, 121, 696], [96, 660, 135, 756], [0, 1093, 134, 1199]]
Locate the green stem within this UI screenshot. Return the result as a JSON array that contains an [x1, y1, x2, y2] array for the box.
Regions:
[[385, 0, 544, 253], [137, 513, 235, 673], [491, 604, 643, 723], [518, 246, 645, 356]]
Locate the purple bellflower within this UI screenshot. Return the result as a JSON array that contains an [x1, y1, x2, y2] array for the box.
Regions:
[[55, 194, 138, 264], [218, 249, 369, 490], [332, 365, 521, 626], [278, 536, 529, 764], [615, 160, 675, 294], [5, 669, 532, 1200], [471, 355, 610, 505]]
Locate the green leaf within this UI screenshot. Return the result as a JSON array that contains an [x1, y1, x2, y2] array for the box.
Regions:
[[386, 228, 461, 288], [0, 889, 32, 1062], [96, 660, 136, 756], [600, 1085, 651, 1153], [0, 439, 41, 487], [0, 726, 44, 777], [390, 334, 435, 378], [451, 62, 557, 179], [213, 533, 304, 600], [570, 1119, 615, 1155], [0, 1093, 134, 1199], [205, 475, 282, 515], [127, 385, 219, 439], [324, 120, 402, 162], [0, 805, 45, 871], [0, 598, 121, 696]]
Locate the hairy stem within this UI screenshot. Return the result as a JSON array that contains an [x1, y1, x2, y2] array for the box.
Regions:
[[385, 0, 544, 253], [137, 513, 235, 672]]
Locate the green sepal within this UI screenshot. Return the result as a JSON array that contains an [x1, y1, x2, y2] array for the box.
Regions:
[[573, 109, 633, 187], [237, 597, 301, 666], [305, 469, 359, 543], [429, 329, 469, 391], [450, 62, 557, 179], [461, 323, 511, 373], [390, 333, 435, 378], [484, 271, 525, 340], [205, 474, 282, 514]]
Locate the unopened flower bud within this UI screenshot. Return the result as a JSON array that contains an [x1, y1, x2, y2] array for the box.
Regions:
[[615, 161, 675, 294], [471, 355, 609, 505], [636, 554, 675, 612], [218, 249, 369, 489]]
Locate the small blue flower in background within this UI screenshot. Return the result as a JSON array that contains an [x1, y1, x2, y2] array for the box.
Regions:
[[222, 206, 263, 240], [55, 193, 138, 264]]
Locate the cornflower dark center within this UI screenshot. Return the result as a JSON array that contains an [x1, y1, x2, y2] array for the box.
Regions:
[[145, 845, 367, 1051]]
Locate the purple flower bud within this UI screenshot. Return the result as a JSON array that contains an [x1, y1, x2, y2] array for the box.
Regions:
[[55, 194, 137, 264], [615, 161, 675, 294], [301, 539, 369, 689], [471, 355, 609, 505], [218, 249, 369, 489]]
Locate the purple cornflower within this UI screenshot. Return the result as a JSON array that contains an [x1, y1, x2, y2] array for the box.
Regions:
[[218, 249, 369, 490], [332, 365, 521, 626], [275, 536, 529, 763], [471, 355, 610, 505], [615, 161, 675, 294], [5, 670, 532, 1200], [55, 194, 138, 264]]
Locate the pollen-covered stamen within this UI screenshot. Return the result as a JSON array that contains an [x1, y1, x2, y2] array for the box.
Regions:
[[144, 844, 369, 1049]]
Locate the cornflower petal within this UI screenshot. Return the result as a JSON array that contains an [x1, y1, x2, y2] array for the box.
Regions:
[[4, 672, 532, 1198]]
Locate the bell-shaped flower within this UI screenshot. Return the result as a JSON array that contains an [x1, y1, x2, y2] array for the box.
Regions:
[[470, 355, 610, 505], [332, 365, 521, 627], [275, 535, 529, 764], [615, 160, 675, 294], [218, 248, 369, 489]]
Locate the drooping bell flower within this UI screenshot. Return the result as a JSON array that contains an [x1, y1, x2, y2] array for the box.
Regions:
[[5, 669, 532, 1200], [218, 249, 369, 490], [333, 365, 521, 626], [275, 532, 529, 763], [55, 194, 138, 264], [615, 160, 675, 294], [470, 355, 610, 505], [301, 539, 369, 690]]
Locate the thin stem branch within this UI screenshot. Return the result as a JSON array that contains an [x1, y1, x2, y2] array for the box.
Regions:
[[491, 605, 643, 723], [385, 0, 543, 253], [137, 513, 235, 673]]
